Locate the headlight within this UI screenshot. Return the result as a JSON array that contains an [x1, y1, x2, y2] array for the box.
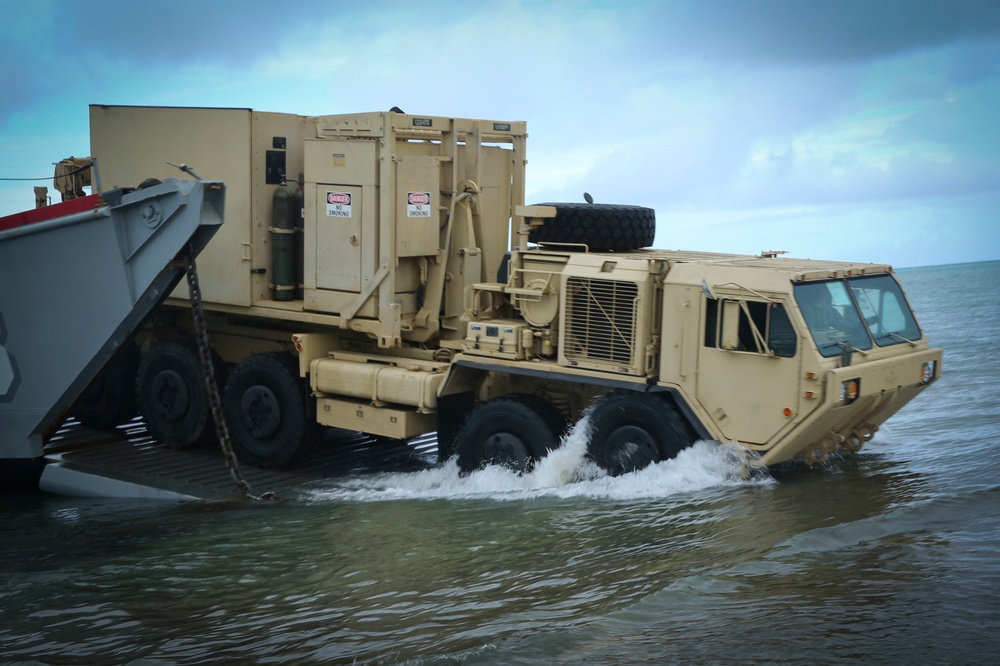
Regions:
[[920, 360, 936, 385], [840, 378, 860, 404]]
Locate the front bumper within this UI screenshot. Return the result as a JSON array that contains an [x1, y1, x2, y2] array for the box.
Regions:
[[762, 347, 943, 465]]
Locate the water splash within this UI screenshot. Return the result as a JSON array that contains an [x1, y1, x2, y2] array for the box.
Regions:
[[305, 418, 771, 504]]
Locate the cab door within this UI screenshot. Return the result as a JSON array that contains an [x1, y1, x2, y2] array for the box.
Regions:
[[695, 297, 802, 444]]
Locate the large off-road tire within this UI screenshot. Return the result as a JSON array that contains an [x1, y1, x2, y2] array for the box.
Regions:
[[587, 391, 692, 476], [223, 352, 312, 468], [136, 339, 224, 450], [528, 203, 656, 251], [71, 339, 140, 430], [455, 394, 568, 474], [435, 392, 475, 462]]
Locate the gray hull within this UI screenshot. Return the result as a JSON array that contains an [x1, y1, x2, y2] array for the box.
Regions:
[[0, 179, 224, 476]]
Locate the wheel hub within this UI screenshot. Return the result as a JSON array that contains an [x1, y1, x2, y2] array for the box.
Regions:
[[241, 385, 281, 439], [483, 432, 531, 472], [151, 369, 189, 422], [604, 425, 659, 474]]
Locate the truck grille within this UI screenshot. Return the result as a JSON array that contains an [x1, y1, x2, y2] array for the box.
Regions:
[[564, 277, 638, 367]]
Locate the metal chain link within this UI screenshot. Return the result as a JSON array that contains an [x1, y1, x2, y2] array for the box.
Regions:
[[184, 250, 281, 501]]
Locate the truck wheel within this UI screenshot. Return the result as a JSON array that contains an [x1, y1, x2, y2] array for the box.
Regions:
[[136, 339, 223, 449], [223, 352, 311, 468], [587, 391, 691, 476], [528, 203, 656, 251], [455, 394, 567, 474], [71, 339, 140, 430], [435, 392, 475, 462]]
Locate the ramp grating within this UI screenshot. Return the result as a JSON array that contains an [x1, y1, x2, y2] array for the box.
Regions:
[[44, 418, 440, 499]]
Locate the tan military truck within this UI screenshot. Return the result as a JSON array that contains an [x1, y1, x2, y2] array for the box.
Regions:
[[80, 105, 941, 475]]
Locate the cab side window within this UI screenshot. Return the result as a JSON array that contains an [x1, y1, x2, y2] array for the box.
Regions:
[[704, 299, 796, 358], [768, 303, 796, 357]]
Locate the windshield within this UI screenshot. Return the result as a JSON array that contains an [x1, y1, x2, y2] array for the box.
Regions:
[[794, 275, 921, 357], [795, 281, 872, 357], [848, 274, 922, 347]]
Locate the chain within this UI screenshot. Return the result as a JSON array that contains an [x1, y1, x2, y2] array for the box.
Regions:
[[184, 250, 281, 501]]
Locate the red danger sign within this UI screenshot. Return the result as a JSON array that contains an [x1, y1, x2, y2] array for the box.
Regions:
[[325, 191, 353, 218], [406, 191, 432, 218]]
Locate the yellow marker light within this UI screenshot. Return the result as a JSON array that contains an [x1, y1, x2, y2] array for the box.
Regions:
[[920, 360, 936, 385], [840, 379, 860, 404]]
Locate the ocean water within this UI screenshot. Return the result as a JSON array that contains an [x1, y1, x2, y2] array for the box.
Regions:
[[1, 261, 998, 664]]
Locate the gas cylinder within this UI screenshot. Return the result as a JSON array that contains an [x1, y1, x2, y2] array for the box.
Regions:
[[270, 182, 295, 301]]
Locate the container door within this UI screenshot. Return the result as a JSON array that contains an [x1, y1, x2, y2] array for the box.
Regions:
[[315, 186, 363, 292]]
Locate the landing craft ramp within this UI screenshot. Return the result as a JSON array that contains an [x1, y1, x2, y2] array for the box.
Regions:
[[0, 178, 224, 480], [41, 421, 438, 499]]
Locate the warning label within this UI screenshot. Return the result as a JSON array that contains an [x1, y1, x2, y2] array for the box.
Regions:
[[407, 192, 431, 218], [326, 191, 352, 218]]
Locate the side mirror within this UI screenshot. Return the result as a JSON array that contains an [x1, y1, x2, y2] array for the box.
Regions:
[[701, 279, 716, 300]]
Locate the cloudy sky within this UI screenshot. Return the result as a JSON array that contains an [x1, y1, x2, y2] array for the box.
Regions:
[[2, 0, 998, 268]]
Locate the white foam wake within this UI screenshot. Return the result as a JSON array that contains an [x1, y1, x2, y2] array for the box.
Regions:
[[305, 418, 770, 503]]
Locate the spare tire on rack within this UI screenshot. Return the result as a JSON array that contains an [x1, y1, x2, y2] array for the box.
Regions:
[[527, 202, 656, 251]]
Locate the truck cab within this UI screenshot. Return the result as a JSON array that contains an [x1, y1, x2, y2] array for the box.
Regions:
[[666, 257, 940, 466]]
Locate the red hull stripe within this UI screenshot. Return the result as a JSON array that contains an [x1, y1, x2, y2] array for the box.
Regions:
[[0, 194, 102, 232]]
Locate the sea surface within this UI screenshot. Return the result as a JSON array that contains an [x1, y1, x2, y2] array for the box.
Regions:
[[2, 261, 999, 665]]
